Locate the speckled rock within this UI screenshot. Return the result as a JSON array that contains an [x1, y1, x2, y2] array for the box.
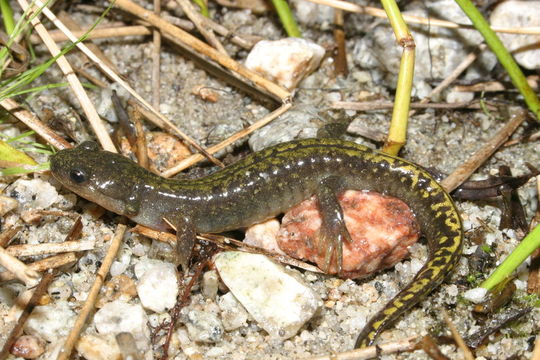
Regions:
[[24, 301, 76, 342], [134, 258, 178, 313], [214, 251, 322, 339], [6, 178, 58, 211], [184, 309, 224, 343], [93, 300, 151, 352], [490, 1, 540, 69], [10, 334, 46, 359], [245, 38, 325, 90]]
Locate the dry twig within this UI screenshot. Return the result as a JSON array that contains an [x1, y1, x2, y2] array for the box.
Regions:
[[0, 253, 77, 282], [161, 103, 292, 177], [442, 310, 475, 360], [0, 270, 55, 360], [152, 0, 162, 109], [441, 108, 527, 192], [29, 0, 222, 166], [17, 0, 116, 152], [306, 336, 418, 359], [57, 224, 126, 360], [0, 98, 72, 150], [0, 245, 40, 287], [6, 241, 95, 257]]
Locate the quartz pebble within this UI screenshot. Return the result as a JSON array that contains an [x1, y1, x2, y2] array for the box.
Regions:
[[490, 1, 540, 69], [184, 309, 224, 343], [244, 219, 284, 255], [75, 334, 121, 360], [464, 287, 488, 304], [7, 178, 58, 211], [214, 251, 321, 339], [93, 300, 151, 352], [217, 292, 249, 331], [24, 302, 76, 342], [202, 270, 219, 300], [10, 335, 46, 359], [135, 258, 178, 312], [245, 38, 325, 90]]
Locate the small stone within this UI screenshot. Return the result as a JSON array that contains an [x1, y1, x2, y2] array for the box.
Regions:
[[202, 270, 219, 300], [490, 1, 540, 69], [96, 275, 137, 308], [291, 0, 334, 27], [75, 334, 121, 360], [10, 335, 46, 359], [446, 89, 474, 104], [24, 301, 76, 342], [463, 287, 488, 304], [245, 38, 325, 90], [146, 132, 191, 172], [93, 300, 151, 352], [248, 107, 320, 152], [244, 219, 284, 255], [7, 179, 58, 211], [184, 309, 224, 343], [217, 292, 249, 331], [214, 251, 321, 339], [135, 258, 179, 313], [278, 190, 420, 278], [47, 279, 73, 301]]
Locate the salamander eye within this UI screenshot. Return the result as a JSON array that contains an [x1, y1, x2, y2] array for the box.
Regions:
[[69, 169, 87, 184]]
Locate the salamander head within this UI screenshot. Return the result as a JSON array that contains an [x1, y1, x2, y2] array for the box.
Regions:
[[50, 141, 148, 215]]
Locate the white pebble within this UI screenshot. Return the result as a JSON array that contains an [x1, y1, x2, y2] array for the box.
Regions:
[[202, 270, 219, 300], [214, 251, 321, 339], [7, 179, 58, 211], [75, 334, 121, 360], [245, 38, 325, 90], [463, 287, 488, 304], [24, 302, 76, 342], [184, 310, 224, 343], [93, 300, 151, 352], [135, 258, 178, 313], [217, 292, 249, 331]]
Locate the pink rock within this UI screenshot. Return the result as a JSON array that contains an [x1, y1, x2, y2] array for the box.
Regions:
[[278, 190, 420, 278]]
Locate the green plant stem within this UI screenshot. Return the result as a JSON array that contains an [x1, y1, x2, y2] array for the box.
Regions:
[[454, 0, 540, 120], [380, 0, 414, 156], [272, 0, 301, 37], [481, 224, 540, 290], [0, 0, 15, 34]]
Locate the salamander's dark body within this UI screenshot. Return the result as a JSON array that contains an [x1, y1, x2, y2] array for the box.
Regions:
[[50, 138, 463, 348]]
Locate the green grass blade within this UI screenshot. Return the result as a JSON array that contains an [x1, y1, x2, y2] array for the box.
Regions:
[[271, 0, 301, 37], [0, 0, 15, 35], [481, 224, 540, 290], [0, 139, 37, 166]]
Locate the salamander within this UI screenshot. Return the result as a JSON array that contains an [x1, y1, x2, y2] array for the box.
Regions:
[[50, 138, 463, 347]]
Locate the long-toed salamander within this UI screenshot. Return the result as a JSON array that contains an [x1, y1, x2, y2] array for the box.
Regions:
[[50, 138, 463, 347]]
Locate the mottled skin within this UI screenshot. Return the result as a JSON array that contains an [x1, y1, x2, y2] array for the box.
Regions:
[[50, 138, 463, 348]]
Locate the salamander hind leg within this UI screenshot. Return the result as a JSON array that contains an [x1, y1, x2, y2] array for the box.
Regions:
[[174, 215, 196, 272], [315, 176, 352, 274]]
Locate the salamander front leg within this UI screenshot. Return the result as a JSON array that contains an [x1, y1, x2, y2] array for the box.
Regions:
[[174, 215, 196, 272], [315, 176, 352, 274]]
